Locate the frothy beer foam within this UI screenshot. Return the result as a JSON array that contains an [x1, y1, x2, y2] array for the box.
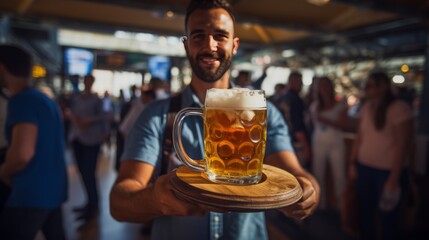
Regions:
[[205, 88, 266, 108]]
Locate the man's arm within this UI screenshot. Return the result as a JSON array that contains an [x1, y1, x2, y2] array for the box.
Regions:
[[265, 150, 320, 220], [110, 160, 208, 223], [0, 123, 37, 185]]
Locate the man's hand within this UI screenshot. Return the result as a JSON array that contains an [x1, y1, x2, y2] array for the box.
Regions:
[[152, 172, 209, 217], [279, 176, 318, 220]]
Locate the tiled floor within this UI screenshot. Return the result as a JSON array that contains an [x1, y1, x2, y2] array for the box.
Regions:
[[48, 145, 358, 240]]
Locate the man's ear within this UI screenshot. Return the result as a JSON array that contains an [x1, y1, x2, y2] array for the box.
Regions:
[[232, 37, 239, 55]]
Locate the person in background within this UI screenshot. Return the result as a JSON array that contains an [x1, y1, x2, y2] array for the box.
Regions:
[[66, 74, 106, 224], [148, 77, 170, 100], [234, 65, 268, 90], [102, 90, 114, 149], [268, 83, 287, 108], [310, 76, 348, 210], [278, 71, 312, 170], [114, 86, 138, 171], [349, 71, 414, 240], [0, 44, 68, 239], [119, 89, 156, 139], [109, 1, 319, 239]]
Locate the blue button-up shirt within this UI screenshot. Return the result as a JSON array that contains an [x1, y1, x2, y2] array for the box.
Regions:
[[122, 85, 294, 240]]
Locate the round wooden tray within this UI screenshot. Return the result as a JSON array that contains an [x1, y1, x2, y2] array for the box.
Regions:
[[169, 164, 303, 212]]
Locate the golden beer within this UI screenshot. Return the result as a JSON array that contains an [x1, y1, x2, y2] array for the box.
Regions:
[[204, 108, 267, 184], [173, 88, 267, 185]]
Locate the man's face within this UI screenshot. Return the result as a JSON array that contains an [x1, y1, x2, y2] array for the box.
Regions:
[[290, 76, 303, 92], [83, 77, 94, 91], [184, 8, 239, 83]]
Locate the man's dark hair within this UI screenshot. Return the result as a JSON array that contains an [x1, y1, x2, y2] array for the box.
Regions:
[[185, 0, 235, 34], [0, 44, 33, 78], [84, 74, 95, 81], [288, 71, 302, 81], [142, 89, 156, 99], [367, 71, 395, 130]]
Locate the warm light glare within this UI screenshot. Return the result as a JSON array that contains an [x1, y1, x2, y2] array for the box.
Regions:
[[392, 75, 405, 84], [401, 64, 409, 73], [166, 11, 174, 18], [282, 49, 295, 58], [307, 0, 330, 6], [32, 65, 46, 78]]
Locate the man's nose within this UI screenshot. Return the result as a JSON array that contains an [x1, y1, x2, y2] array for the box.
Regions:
[[203, 35, 217, 51]]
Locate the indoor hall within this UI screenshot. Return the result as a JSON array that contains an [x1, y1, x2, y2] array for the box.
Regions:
[[1, 0, 428, 240]]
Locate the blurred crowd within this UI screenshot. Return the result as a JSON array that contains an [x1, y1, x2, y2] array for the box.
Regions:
[[0, 43, 425, 240]]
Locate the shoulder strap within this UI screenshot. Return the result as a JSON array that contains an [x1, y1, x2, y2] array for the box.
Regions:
[[160, 92, 182, 175]]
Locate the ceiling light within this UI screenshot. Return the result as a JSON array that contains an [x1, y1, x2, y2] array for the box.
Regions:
[[400, 64, 409, 73], [166, 11, 174, 18], [392, 75, 405, 84], [307, 0, 330, 6], [282, 49, 295, 58]]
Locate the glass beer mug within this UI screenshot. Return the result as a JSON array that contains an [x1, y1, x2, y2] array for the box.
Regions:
[[173, 88, 267, 185]]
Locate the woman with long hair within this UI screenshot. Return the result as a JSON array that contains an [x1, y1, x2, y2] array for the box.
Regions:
[[349, 71, 414, 240], [310, 76, 348, 210]]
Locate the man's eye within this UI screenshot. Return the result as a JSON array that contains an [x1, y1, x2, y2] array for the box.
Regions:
[[215, 34, 228, 40], [191, 34, 204, 40]]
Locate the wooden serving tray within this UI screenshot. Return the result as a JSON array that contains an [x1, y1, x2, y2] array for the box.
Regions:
[[169, 164, 303, 212]]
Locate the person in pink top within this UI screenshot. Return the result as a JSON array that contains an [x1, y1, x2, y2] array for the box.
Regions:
[[349, 71, 414, 240]]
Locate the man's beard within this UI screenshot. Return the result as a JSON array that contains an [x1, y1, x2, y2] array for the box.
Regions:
[[188, 52, 231, 83]]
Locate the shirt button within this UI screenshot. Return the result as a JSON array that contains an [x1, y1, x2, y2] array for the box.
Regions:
[[213, 216, 220, 222], [214, 233, 219, 239]]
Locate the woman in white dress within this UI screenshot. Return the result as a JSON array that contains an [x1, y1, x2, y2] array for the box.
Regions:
[[310, 76, 348, 210]]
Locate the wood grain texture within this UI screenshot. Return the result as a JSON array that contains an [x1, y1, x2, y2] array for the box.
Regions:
[[170, 164, 303, 212]]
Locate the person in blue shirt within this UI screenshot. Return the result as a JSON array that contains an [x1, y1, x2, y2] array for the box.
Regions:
[[0, 44, 68, 239], [110, 1, 320, 239]]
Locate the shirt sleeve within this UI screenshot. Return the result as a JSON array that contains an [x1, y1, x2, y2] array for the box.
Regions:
[[121, 100, 167, 166], [265, 101, 294, 155], [8, 94, 38, 126]]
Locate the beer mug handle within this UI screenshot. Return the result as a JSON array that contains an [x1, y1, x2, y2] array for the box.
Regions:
[[173, 107, 205, 172]]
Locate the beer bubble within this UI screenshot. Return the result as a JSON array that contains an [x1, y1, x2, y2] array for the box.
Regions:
[[225, 111, 237, 122], [230, 123, 245, 142], [256, 141, 266, 159], [249, 125, 263, 143], [258, 112, 267, 125], [205, 109, 216, 124], [247, 159, 261, 175], [226, 159, 245, 176], [218, 111, 236, 127], [205, 140, 215, 156], [240, 110, 256, 127], [210, 123, 224, 140], [209, 157, 225, 174], [238, 142, 254, 161], [218, 140, 235, 159]]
